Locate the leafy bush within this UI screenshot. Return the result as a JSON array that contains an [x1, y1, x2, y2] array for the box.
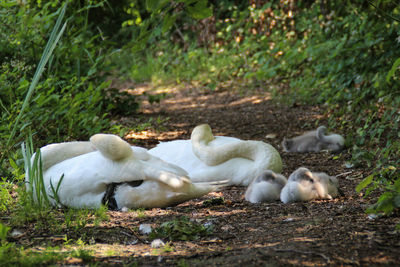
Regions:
[[0, 1, 116, 178]]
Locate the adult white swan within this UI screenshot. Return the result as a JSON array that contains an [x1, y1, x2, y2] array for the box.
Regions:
[[149, 124, 283, 186], [27, 134, 223, 209]]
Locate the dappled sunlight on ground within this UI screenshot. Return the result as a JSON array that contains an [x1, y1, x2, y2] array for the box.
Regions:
[[125, 129, 186, 141], [139, 88, 272, 114]]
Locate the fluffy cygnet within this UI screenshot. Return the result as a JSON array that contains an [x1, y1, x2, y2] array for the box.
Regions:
[[280, 167, 340, 203], [282, 126, 345, 153], [245, 170, 287, 203]]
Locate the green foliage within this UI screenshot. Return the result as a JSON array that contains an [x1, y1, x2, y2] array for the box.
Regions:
[[64, 206, 108, 231], [151, 241, 175, 255], [21, 138, 51, 211], [202, 197, 225, 207], [0, 1, 127, 178], [357, 166, 400, 216], [0, 222, 66, 266], [0, 178, 13, 213], [177, 259, 190, 267], [0, 245, 67, 267], [0, 223, 10, 243], [104, 88, 139, 116], [0, 2, 68, 177], [71, 248, 94, 263], [0, 0, 216, 179], [149, 216, 213, 241]]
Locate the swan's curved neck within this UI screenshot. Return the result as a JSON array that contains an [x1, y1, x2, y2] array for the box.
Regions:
[[316, 126, 327, 140], [190, 124, 275, 167]]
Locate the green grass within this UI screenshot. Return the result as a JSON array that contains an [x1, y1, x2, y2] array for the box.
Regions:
[[149, 216, 213, 241], [0, 3, 68, 170]]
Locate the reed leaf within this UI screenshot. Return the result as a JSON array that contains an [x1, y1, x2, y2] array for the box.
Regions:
[[0, 3, 68, 167]]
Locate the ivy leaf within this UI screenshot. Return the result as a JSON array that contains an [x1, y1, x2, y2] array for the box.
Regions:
[[386, 57, 400, 83], [146, 0, 160, 12], [356, 174, 374, 193], [394, 194, 400, 208], [375, 192, 395, 214], [186, 0, 212, 20], [162, 13, 177, 33]]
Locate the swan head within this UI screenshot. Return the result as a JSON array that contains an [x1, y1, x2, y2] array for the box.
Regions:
[[191, 124, 215, 144]]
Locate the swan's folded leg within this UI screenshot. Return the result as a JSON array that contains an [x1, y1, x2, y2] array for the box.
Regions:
[[90, 133, 133, 160]]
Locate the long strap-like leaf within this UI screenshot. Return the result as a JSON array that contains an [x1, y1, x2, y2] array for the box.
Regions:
[[1, 3, 68, 167]]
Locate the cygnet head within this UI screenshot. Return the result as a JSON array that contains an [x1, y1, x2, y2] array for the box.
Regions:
[[287, 167, 314, 183], [254, 170, 287, 187], [328, 134, 345, 152], [314, 172, 340, 197], [281, 138, 293, 152]]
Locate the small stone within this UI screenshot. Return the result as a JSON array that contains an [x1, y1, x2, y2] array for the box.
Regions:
[[265, 133, 277, 139], [221, 225, 234, 231], [10, 229, 23, 238], [121, 207, 129, 212], [368, 214, 379, 220], [344, 162, 354, 169], [126, 239, 138, 245], [283, 217, 294, 222], [203, 221, 214, 230], [139, 224, 152, 234], [151, 239, 165, 248]]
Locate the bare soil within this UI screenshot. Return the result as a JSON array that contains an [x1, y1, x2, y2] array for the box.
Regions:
[[11, 85, 400, 266]]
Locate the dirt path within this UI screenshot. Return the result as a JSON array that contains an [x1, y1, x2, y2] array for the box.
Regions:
[[110, 85, 399, 266]]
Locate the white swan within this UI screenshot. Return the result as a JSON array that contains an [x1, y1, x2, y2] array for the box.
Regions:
[[148, 124, 283, 186], [245, 170, 287, 203], [280, 167, 340, 203], [282, 126, 345, 153], [27, 134, 223, 209]]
